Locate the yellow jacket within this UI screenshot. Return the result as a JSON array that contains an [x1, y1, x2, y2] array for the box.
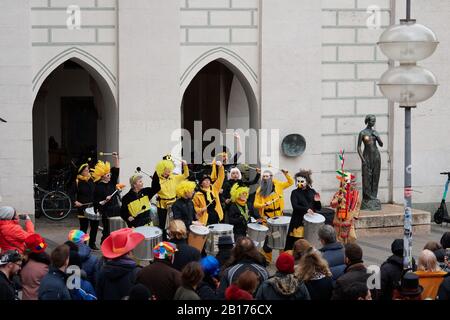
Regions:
[[157, 164, 189, 209], [254, 172, 294, 220], [193, 165, 225, 225], [415, 270, 447, 300]]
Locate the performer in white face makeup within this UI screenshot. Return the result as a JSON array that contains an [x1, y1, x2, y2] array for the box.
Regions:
[[285, 170, 322, 251]]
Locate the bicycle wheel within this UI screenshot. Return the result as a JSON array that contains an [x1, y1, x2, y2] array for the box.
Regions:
[[41, 191, 72, 221]]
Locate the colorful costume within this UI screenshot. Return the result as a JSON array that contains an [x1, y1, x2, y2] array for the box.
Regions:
[[330, 169, 361, 244]]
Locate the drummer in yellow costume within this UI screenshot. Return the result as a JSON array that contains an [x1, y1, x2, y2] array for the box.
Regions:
[[193, 161, 225, 226], [254, 168, 294, 263], [155, 158, 189, 239]]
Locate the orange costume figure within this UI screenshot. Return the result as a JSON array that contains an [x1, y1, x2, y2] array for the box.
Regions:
[[330, 153, 361, 243]]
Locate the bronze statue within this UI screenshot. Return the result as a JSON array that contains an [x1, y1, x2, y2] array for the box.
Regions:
[[357, 114, 383, 210]]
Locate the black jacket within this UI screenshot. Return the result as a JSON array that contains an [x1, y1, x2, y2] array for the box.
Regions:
[[171, 239, 201, 272], [95, 257, 141, 300], [196, 275, 220, 300], [438, 275, 450, 300], [171, 197, 197, 230], [331, 262, 369, 300], [288, 187, 321, 234], [228, 203, 260, 237], [120, 186, 159, 228], [136, 260, 181, 300], [216, 246, 233, 269], [73, 179, 95, 204], [94, 167, 120, 218], [255, 272, 311, 300], [38, 267, 71, 300], [0, 271, 16, 300], [379, 255, 417, 300], [305, 276, 334, 300], [319, 242, 346, 281]]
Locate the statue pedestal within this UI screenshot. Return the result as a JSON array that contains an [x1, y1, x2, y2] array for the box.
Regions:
[[361, 198, 382, 211], [355, 204, 431, 237]]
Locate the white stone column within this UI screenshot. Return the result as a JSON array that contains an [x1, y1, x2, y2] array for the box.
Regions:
[[0, 0, 33, 213], [117, 0, 181, 186]]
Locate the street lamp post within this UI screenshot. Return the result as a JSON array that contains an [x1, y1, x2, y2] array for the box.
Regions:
[[377, 0, 439, 270]]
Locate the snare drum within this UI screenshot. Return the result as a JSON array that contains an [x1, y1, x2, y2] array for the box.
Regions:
[[303, 213, 325, 249], [132, 226, 163, 261], [267, 216, 291, 250], [188, 225, 210, 252], [205, 224, 234, 255], [247, 223, 268, 248], [108, 216, 127, 233], [84, 207, 101, 221]]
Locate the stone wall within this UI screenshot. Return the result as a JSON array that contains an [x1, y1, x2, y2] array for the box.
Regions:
[[320, 0, 392, 203]]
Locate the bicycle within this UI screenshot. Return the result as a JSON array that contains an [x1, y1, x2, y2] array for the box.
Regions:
[[34, 183, 72, 221], [434, 172, 450, 224]]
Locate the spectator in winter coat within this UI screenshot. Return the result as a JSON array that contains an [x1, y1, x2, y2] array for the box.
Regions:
[[318, 225, 346, 281], [136, 241, 182, 300], [67, 230, 100, 286], [64, 241, 96, 300], [96, 228, 144, 300], [437, 275, 450, 300], [0, 250, 22, 300], [392, 272, 423, 300], [167, 220, 201, 272], [21, 234, 50, 300], [331, 243, 369, 300], [379, 239, 417, 300], [216, 236, 234, 269], [415, 249, 448, 300], [340, 282, 372, 300], [218, 237, 268, 299], [296, 248, 333, 300], [197, 256, 221, 300], [174, 262, 203, 300], [255, 253, 310, 300], [0, 206, 35, 254], [225, 270, 259, 300], [38, 244, 72, 300]]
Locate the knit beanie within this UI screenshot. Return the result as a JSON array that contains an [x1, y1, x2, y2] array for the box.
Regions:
[[276, 252, 295, 274], [0, 206, 15, 220]]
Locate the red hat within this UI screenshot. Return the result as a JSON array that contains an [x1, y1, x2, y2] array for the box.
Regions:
[[276, 252, 295, 274], [101, 228, 145, 259], [24, 233, 47, 254], [225, 284, 254, 300]]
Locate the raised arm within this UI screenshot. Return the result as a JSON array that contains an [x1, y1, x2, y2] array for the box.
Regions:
[[212, 161, 225, 193], [279, 170, 294, 189]]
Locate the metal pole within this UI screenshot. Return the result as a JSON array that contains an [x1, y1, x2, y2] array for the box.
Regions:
[[406, 0, 411, 21], [403, 107, 413, 270]]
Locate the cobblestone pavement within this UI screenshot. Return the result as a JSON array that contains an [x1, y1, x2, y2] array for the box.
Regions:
[[34, 212, 449, 274]]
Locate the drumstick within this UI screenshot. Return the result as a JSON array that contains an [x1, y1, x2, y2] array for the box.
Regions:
[[99, 152, 114, 156], [136, 167, 153, 179]]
